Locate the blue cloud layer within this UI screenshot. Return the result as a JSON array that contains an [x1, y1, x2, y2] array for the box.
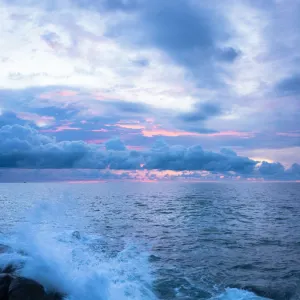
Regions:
[[0, 124, 299, 180]]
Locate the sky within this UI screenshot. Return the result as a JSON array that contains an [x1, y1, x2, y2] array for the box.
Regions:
[[0, 0, 300, 181]]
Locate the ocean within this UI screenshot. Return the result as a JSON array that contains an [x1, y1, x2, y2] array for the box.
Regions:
[[0, 182, 299, 300]]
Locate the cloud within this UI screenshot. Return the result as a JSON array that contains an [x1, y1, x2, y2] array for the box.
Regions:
[[220, 148, 237, 157], [105, 137, 126, 151], [0, 0, 300, 171], [0, 124, 299, 180], [275, 74, 300, 96], [256, 161, 300, 180], [0, 111, 36, 128], [287, 163, 300, 178], [0, 124, 142, 169], [144, 143, 257, 174], [106, 0, 240, 86], [100, 0, 139, 11], [217, 47, 240, 62], [258, 161, 285, 177], [32, 105, 81, 120], [179, 102, 222, 123], [103, 100, 152, 114]]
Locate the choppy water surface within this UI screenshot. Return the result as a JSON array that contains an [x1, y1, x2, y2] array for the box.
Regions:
[[0, 182, 299, 300]]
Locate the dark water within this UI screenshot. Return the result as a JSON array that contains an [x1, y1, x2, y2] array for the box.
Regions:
[[0, 182, 299, 300]]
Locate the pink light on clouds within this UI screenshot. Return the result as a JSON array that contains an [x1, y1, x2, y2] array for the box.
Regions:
[[92, 92, 118, 101], [142, 129, 254, 138], [57, 90, 78, 97], [91, 129, 109, 132], [40, 124, 81, 133], [142, 129, 199, 137], [116, 124, 145, 130], [85, 139, 106, 144], [17, 112, 55, 127], [145, 118, 155, 123], [127, 145, 146, 151], [39, 90, 78, 100], [138, 123, 255, 138]]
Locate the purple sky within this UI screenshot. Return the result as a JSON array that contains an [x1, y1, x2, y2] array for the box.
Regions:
[[0, 0, 300, 181]]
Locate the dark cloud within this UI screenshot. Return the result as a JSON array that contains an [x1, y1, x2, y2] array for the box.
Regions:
[[255, 161, 300, 180], [104, 100, 151, 114], [144, 143, 257, 174], [102, 0, 240, 86], [286, 163, 300, 179], [220, 148, 237, 157], [105, 137, 126, 151], [275, 74, 300, 96], [216, 47, 240, 62], [258, 161, 285, 177], [0, 125, 142, 169], [179, 102, 222, 123], [0, 124, 299, 180]]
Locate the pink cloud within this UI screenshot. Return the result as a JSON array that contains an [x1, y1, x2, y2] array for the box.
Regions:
[[91, 92, 118, 101], [39, 90, 78, 100], [116, 124, 145, 130], [142, 128, 255, 138], [40, 124, 81, 133], [17, 112, 55, 127], [145, 118, 155, 123], [91, 129, 109, 132], [85, 139, 106, 144], [142, 129, 199, 137], [57, 90, 78, 97], [127, 145, 146, 151]]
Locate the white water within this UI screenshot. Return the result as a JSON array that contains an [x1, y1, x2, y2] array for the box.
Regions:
[[0, 196, 269, 300]]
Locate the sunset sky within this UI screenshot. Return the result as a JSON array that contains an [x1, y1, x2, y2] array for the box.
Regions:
[[0, 0, 300, 181]]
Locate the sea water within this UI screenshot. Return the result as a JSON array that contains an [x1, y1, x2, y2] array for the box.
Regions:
[[0, 182, 299, 300]]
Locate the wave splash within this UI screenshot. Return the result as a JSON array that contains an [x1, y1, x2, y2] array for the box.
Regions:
[[0, 229, 156, 300], [0, 198, 156, 300], [0, 200, 270, 300]]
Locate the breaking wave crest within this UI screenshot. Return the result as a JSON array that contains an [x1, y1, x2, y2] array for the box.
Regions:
[[0, 198, 270, 300]]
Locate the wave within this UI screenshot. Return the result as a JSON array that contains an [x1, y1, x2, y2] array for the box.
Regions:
[[0, 200, 270, 300], [0, 230, 156, 300]]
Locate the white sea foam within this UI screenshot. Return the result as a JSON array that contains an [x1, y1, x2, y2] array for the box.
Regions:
[[0, 198, 156, 300], [0, 228, 156, 300], [0, 197, 270, 300]]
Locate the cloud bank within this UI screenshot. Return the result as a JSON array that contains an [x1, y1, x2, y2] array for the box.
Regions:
[[0, 124, 299, 181]]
